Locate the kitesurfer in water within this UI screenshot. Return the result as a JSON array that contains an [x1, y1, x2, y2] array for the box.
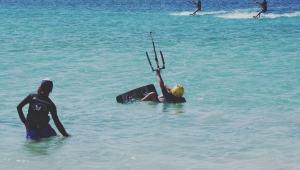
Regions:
[[253, 0, 267, 18], [190, 0, 201, 15], [142, 69, 186, 103], [17, 78, 70, 140]]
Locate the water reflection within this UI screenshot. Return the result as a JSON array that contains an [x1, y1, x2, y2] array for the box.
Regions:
[[22, 137, 64, 156], [162, 103, 185, 114]]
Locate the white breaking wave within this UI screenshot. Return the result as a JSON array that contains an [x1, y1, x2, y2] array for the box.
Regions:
[[170, 10, 227, 16], [170, 10, 300, 19], [264, 11, 300, 18], [217, 11, 300, 19]]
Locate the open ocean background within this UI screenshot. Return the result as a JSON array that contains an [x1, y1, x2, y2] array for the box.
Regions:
[[1, 0, 300, 169]]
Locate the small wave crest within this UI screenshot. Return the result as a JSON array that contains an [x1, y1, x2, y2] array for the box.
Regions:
[[265, 11, 300, 18], [217, 10, 300, 19], [170, 10, 300, 19], [170, 10, 227, 16]]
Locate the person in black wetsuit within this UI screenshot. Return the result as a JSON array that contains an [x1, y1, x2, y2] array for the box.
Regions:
[[253, 0, 267, 18], [190, 0, 201, 15], [142, 69, 186, 103], [17, 78, 70, 140]]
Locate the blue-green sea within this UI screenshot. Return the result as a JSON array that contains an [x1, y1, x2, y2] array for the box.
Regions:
[[1, 0, 300, 169]]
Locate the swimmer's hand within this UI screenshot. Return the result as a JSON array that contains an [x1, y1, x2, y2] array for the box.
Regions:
[[58, 135, 70, 139], [155, 68, 161, 76]]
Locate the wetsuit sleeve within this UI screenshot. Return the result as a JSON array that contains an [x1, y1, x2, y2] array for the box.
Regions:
[[17, 95, 31, 124], [162, 88, 169, 97], [50, 104, 69, 137]]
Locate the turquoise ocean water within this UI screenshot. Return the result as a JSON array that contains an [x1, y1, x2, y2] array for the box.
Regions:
[[1, 0, 300, 169]]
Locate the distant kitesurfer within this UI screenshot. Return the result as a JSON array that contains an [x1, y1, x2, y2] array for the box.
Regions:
[[17, 78, 70, 140], [190, 0, 201, 15], [253, 0, 267, 18], [142, 69, 186, 103]]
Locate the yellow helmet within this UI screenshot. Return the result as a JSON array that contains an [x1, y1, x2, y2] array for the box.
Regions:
[[172, 84, 184, 98]]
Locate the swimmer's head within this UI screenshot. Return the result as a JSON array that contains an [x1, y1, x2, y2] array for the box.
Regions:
[[39, 78, 53, 94], [171, 84, 184, 98]]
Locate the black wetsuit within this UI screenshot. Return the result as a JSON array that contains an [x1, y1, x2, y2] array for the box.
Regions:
[[261, 1, 267, 13], [197, 1, 201, 10], [17, 94, 68, 137], [162, 89, 186, 103]]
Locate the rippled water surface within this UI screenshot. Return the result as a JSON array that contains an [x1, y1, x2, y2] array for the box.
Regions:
[[1, 0, 300, 169]]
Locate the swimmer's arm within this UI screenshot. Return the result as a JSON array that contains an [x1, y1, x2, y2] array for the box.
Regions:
[[17, 95, 31, 124], [50, 106, 69, 137], [253, 1, 262, 6], [189, 1, 196, 5], [156, 69, 165, 90]]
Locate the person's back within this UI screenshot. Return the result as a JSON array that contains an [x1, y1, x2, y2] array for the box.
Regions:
[[25, 93, 54, 129], [17, 78, 70, 140], [197, 0, 201, 9], [262, 0, 267, 11]]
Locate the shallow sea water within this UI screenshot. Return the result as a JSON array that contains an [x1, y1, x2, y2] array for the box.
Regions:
[[1, 0, 300, 169]]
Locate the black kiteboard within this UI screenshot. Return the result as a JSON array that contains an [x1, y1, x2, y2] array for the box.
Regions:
[[116, 84, 157, 103]]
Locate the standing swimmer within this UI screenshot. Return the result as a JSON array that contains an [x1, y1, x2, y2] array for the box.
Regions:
[[190, 0, 201, 15], [142, 69, 186, 103], [253, 0, 267, 18], [17, 78, 70, 140]]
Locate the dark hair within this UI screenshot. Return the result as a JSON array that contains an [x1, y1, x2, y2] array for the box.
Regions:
[[37, 87, 51, 96]]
